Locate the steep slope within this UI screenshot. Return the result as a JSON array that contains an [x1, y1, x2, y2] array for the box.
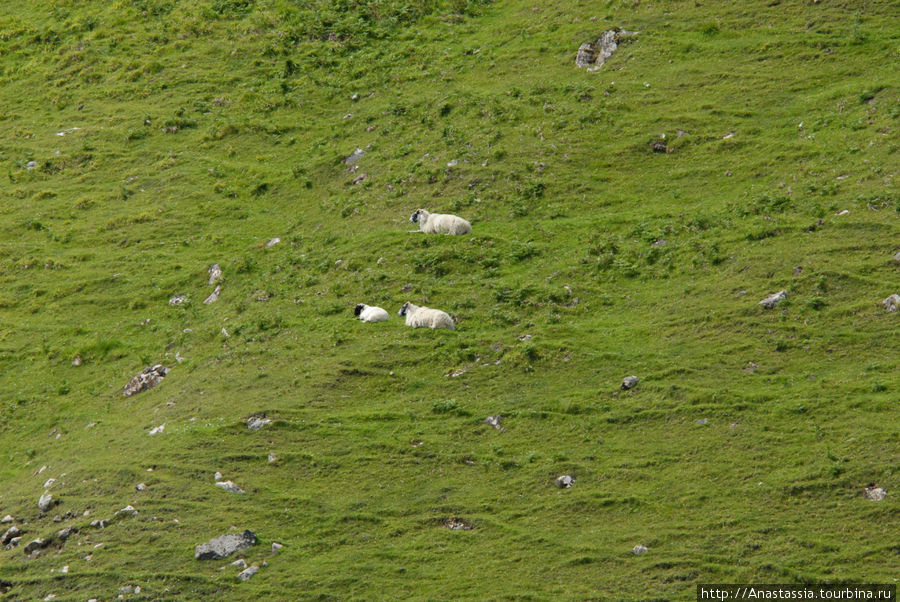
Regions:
[[0, 0, 898, 598]]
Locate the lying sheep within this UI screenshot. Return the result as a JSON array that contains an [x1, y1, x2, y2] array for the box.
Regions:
[[409, 209, 472, 235], [354, 304, 389, 323], [398, 302, 455, 330]]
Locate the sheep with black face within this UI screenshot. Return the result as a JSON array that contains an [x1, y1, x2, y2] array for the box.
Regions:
[[354, 304, 389, 323], [408, 209, 471, 235], [398, 302, 454, 330]]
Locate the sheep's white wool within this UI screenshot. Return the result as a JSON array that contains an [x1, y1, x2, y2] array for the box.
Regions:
[[398, 302, 455, 330], [409, 209, 472, 235], [354, 304, 389, 323]]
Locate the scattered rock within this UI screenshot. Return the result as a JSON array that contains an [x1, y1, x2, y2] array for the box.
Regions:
[[632, 544, 649, 555], [208, 264, 223, 286], [215, 481, 246, 494], [194, 530, 257, 560], [695, 418, 708, 426], [231, 558, 247, 569], [123, 365, 168, 397], [116, 505, 138, 517], [446, 159, 458, 167], [650, 140, 669, 154], [743, 362, 759, 373], [793, 266, 803, 276], [758, 290, 787, 309], [652, 239, 667, 247], [38, 493, 54, 512], [343, 148, 366, 165], [836, 209, 850, 216], [271, 542, 283, 553], [723, 131, 736, 140], [443, 518, 473, 530], [555, 475, 575, 489], [5, 537, 21, 550], [621, 376, 640, 390], [72, 355, 82, 367], [246, 417, 272, 431], [882, 294, 900, 312], [893, 250, 900, 263], [1, 515, 13, 523], [90, 519, 109, 529], [484, 415, 503, 430], [43, 478, 56, 489], [136, 483, 147, 491], [168, 295, 188, 306], [864, 485, 886, 501], [204, 285, 222, 305], [676, 129, 690, 138], [267, 453, 277, 464], [576, 29, 639, 70], [214, 471, 223, 480], [238, 565, 259, 581], [265, 237, 280, 248], [1, 526, 22, 545], [24, 538, 48, 554], [57, 527, 74, 541], [25, 160, 37, 170], [148, 424, 165, 436]]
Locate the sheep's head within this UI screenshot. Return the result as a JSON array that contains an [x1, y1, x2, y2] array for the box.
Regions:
[[409, 209, 427, 223], [354, 304, 365, 316], [398, 302, 410, 316]]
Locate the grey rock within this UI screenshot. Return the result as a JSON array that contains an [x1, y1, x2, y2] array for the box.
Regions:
[[0, 514, 12, 523], [621, 376, 640, 390], [695, 418, 708, 426], [267, 453, 277, 463], [215, 481, 246, 494], [555, 475, 575, 489], [265, 237, 281, 249], [57, 527, 74, 541], [149, 424, 165, 436], [214, 471, 223, 480], [136, 483, 147, 491], [575, 42, 596, 67], [24, 538, 47, 554], [231, 558, 247, 569], [484, 415, 503, 430], [90, 519, 109, 529], [246, 417, 271, 431], [169, 294, 188, 306], [25, 160, 37, 170], [443, 518, 472, 530], [38, 493, 54, 512], [1, 526, 22, 545], [632, 544, 649, 555], [194, 530, 257, 560], [123, 365, 168, 397], [204, 285, 222, 305], [271, 542, 283, 553], [116, 505, 138, 517], [758, 290, 787, 309], [343, 148, 366, 165], [208, 264, 223, 286], [864, 486, 886, 501], [576, 29, 640, 70], [238, 564, 259, 581], [894, 251, 900, 263], [882, 294, 900, 313], [5, 536, 21, 550]]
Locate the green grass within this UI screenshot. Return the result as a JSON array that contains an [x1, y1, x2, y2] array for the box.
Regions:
[[0, 0, 898, 599]]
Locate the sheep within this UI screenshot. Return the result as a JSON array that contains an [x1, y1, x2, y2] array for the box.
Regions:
[[354, 304, 389, 323], [398, 302, 455, 330], [408, 209, 472, 235]]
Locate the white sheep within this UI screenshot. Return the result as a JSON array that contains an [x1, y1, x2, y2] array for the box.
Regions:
[[354, 304, 389, 323], [408, 209, 472, 235], [398, 302, 455, 330]]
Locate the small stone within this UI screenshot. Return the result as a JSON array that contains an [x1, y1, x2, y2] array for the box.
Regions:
[[238, 564, 259, 581], [38, 493, 54, 512], [555, 475, 575, 489], [117, 505, 138, 517], [621, 376, 640, 390], [271, 542, 283, 553], [758, 290, 787, 309], [60, 565, 68, 574], [215, 481, 246, 494], [632, 544, 649, 555], [651, 239, 667, 247], [214, 471, 223, 480], [123, 365, 168, 397], [136, 483, 146, 491], [447, 159, 458, 167], [24, 538, 47, 554], [168, 295, 188, 306], [53, 515, 62, 522], [5, 537, 21, 550], [231, 558, 247, 569], [0, 515, 13, 523], [443, 518, 472, 530], [246, 417, 272, 431], [483, 415, 503, 430], [72, 356, 82, 366], [743, 362, 758, 373], [864, 486, 886, 501], [43, 594, 56, 601], [208, 264, 223, 286], [793, 266, 803, 276], [195, 530, 257, 560], [343, 148, 366, 165], [695, 418, 708, 426], [57, 527, 74, 541], [1, 526, 22, 545], [893, 250, 900, 263], [90, 519, 109, 529], [148, 424, 165, 436], [120, 586, 134, 594], [43, 478, 56, 489], [25, 160, 37, 170], [204, 285, 221, 305], [882, 294, 900, 313], [268, 453, 277, 463], [836, 209, 850, 216], [265, 237, 280, 248]]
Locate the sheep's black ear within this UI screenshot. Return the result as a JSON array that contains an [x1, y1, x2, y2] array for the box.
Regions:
[[354, 304, 363, 316]]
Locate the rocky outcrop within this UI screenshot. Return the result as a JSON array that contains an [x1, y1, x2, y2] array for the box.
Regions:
[[194, 530, 257, 560], [576, 29, 639, 71], [123, 365, 168, 397]]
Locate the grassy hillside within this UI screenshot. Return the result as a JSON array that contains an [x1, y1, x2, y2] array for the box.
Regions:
[[0, 0, 898, 599]]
